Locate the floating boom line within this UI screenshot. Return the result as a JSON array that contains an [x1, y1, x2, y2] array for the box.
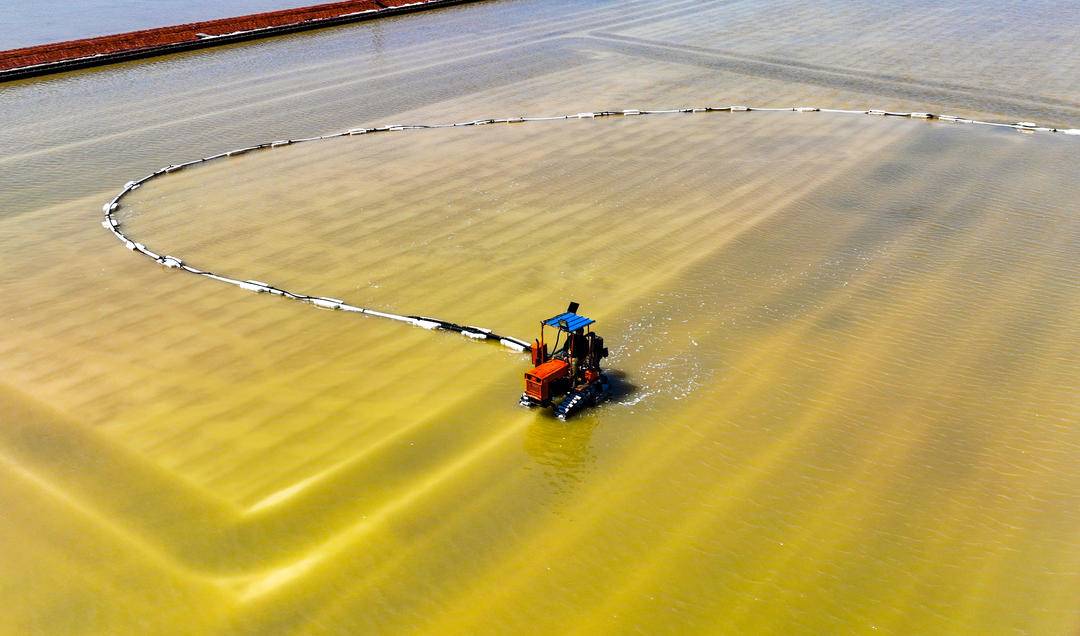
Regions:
[[101, 105, 1079, 352]]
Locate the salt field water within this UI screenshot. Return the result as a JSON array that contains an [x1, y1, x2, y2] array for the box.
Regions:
[[1, 0, 1078, 633]]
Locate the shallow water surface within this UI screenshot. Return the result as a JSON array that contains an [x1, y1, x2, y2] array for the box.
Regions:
[[1, 0, 1078, 633]]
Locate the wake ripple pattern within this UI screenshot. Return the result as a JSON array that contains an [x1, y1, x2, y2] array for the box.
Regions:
[[100, 105, 1078, 352]]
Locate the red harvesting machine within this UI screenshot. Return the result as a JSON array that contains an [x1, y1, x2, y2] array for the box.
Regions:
[[520, 302, 610, 420]]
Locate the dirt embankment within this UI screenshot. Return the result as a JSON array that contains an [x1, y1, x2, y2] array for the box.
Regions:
[[0, 0, 476, 81]]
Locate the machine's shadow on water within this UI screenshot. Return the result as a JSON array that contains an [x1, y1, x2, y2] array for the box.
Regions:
[[523, 369, 637, 494]]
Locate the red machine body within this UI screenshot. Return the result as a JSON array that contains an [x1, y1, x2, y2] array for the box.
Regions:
[[524, 358, 570, 403]]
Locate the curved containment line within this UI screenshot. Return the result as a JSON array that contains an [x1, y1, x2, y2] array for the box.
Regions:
[[101, 105, 1079, 353]]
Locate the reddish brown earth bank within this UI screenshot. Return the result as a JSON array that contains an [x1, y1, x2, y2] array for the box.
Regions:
[[0, 0, 477, 80]]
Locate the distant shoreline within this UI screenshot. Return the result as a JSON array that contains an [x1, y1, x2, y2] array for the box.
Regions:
[[0, 0, 479, 83]]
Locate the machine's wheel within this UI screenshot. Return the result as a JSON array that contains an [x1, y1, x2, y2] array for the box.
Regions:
[[554, 385, 600, 420], [597, 374, 611, 404]]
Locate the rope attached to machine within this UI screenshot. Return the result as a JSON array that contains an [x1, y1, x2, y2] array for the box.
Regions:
[[100, 105, 1078, 352]]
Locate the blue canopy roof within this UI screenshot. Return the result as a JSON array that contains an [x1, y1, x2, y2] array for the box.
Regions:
[[543, 312, 595, 332]]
